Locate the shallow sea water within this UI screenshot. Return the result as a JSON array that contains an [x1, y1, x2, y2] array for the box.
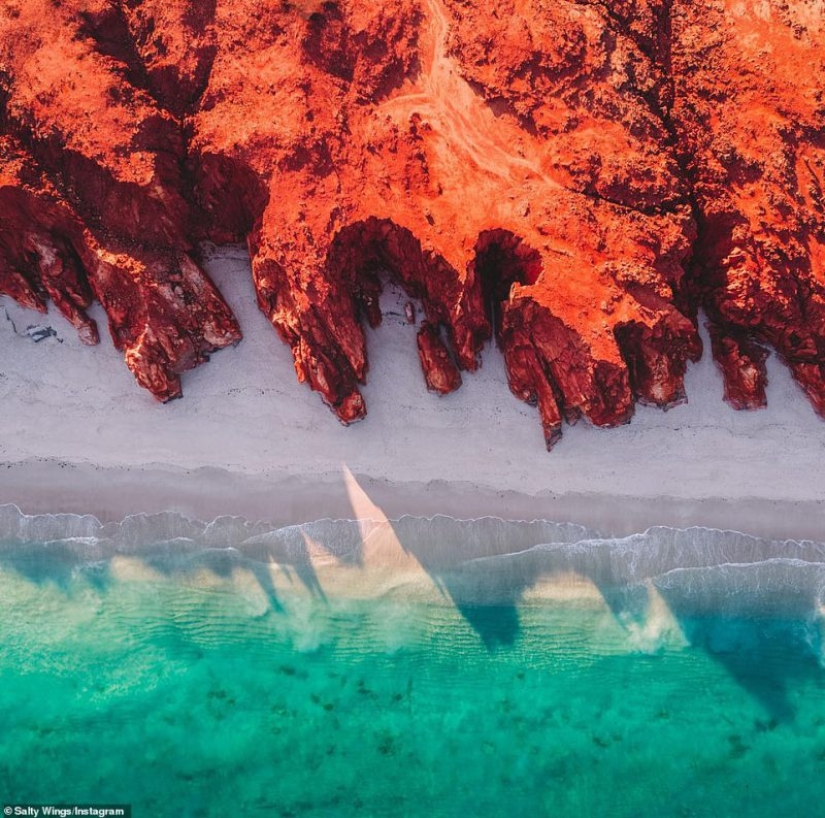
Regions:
[[1, 507, 825, 817]]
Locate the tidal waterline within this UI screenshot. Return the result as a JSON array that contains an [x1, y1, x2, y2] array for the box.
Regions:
[[1, 507, 825, 817]]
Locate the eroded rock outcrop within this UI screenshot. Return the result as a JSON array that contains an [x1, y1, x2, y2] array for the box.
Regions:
[[0, 1, 241, 399], [0, 0, 823, 446], [671, 1, 825, 414]]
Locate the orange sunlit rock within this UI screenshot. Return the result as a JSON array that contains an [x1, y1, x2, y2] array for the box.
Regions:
[[1, 0, 822, 444]]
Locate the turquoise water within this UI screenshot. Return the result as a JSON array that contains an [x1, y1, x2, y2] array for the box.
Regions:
[[2, 508, 825, 817]]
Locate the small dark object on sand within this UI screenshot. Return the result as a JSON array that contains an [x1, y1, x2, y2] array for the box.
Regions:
[[26, 325, 61, 343]]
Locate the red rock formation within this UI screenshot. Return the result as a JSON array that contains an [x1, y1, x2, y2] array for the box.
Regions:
[[0, 0, 822, 446], [707, 325, 770, 411], [418, 322, 463, 394], [670, 1, 825, 415], [0, 0, 241, 400]]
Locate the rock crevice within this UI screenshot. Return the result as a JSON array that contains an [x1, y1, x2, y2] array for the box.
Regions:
[[1, 0, 823, 446]]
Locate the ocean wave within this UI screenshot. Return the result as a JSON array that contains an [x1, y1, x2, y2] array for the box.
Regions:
[[3, 504, 825, 611]]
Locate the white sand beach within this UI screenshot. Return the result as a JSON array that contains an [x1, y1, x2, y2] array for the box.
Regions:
[[1, 245, 823, 539]]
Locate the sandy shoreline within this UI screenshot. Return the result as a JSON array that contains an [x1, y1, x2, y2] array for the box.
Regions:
[[2, 246, 824, 541], [2, 459, 824, 543]]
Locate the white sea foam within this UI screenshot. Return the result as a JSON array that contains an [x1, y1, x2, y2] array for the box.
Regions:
[[3, 504, 825, 620]]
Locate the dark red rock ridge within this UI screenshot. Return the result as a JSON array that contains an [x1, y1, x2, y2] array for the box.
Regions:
[[0, 0, 823, 447]]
